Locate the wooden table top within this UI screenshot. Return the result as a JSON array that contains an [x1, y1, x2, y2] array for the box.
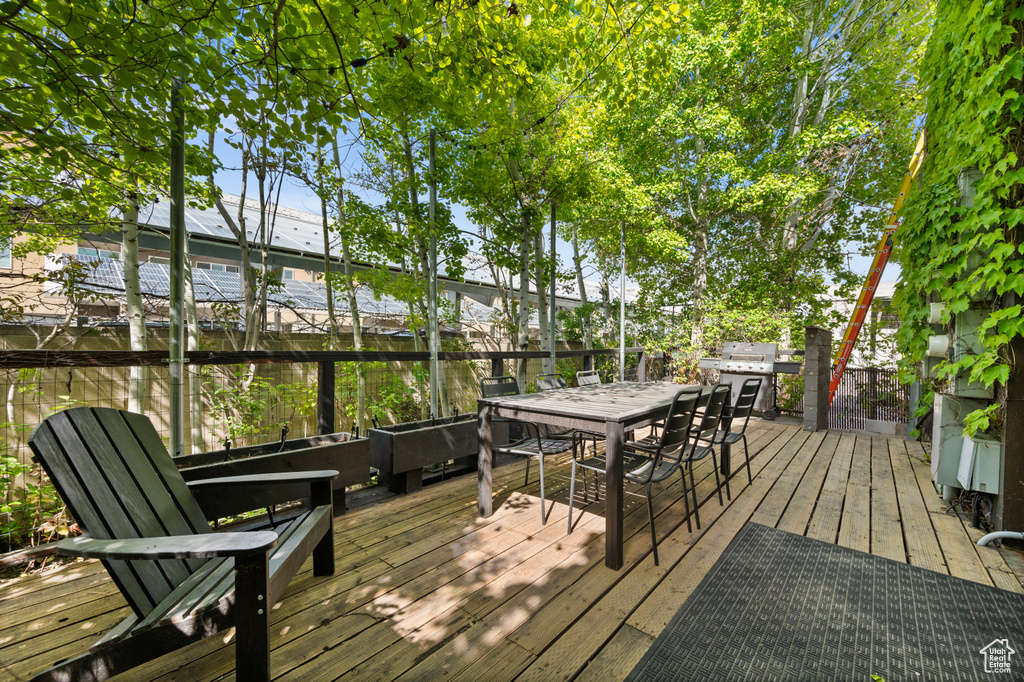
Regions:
[[478, 381, 700, 424]]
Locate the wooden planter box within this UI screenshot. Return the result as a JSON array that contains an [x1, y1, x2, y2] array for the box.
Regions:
[[176, 433, 371, 519], [369, 415, 507, 494]]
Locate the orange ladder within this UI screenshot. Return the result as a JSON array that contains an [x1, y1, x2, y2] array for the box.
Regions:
[[828, 132, 926, 406]]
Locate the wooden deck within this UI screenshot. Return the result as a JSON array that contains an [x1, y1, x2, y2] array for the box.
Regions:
[[2, 422, 1022, 681]]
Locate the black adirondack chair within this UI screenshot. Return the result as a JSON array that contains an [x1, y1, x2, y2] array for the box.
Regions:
[[27, 407, 338, 681]]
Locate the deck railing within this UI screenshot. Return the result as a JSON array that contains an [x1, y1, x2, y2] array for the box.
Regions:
[[0, 346, 648, 554]]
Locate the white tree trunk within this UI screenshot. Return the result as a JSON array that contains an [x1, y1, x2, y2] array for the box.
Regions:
[[183, 235, 204, 453], [535, 229, 550, 377], [571, 224, 593, 350], [121, 193, 148, 414]]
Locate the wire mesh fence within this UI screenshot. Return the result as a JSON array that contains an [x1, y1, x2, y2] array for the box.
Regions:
[[0, 348, 645, 553]]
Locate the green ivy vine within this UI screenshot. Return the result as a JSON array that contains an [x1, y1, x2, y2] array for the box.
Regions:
[[893, 0, 1023, 436]]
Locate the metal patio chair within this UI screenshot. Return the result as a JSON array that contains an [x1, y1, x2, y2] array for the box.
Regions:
[[680, 382, 732, 531], [481, 375, 573, 524], [567, 387, 702, 565], [576, 369, 601, 386], [714, 377, 763, 486]]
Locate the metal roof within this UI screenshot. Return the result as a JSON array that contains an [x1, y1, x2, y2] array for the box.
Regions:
[[130, 195, 633, 307], [69, 255, 497, 323]]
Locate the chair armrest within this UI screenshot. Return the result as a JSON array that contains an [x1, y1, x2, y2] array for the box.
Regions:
[[186, 470, 339, 489], [56, 531, 279, 560]]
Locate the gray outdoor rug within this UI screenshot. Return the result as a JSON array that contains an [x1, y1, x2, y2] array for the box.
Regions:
[[627, 522, 1024, 681]]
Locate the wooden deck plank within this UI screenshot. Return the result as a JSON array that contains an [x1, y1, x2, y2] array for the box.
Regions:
[[888, 438, 947, 574], [749, 429, 824, 527], [382, 424, 740, 682], [148, 492, 567, 681], [805, 431, 856, 543], [446, 638, 537, 682], [623, 427, 810, 641], [870, 435, 907, 562], [270, 496, 603, 681], [573, 624, 655, 682], [836, 435, 872, 553], [906, 442, 995, 586], [7, 422, 1023, 682], [952, 506, 1024, 593], [515, 426, 800, 657], [776, 430, 842, 535]]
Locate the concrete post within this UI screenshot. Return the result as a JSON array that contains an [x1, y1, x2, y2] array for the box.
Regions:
[[804, 326, 832, 432]]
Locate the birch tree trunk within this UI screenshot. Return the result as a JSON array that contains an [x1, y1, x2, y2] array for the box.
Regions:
[[402, 132, 432, 419], [208, 131, 257, 351], [330, 148, 367, 433], [535, 229, 550, 376], [686, 136, 710, 350], [599, 270, 613, 343], [516, 212, 531, 389], [121, 193, 147, 414], [571, 224, 593, 350], [183, 235, 204, 453]]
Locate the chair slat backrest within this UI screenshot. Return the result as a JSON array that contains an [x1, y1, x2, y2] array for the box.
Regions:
[[728, 378, 763, 433], [535, 373, 567, 392], [657, 388, 703, 456], [481, 375, 520, 398], [28, 407, 211, 618], [693, 383, 732, 440], [576, 370, 601, 387]]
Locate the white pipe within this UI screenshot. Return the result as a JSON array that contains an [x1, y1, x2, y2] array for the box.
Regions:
[[977, 531, 1024, 546]]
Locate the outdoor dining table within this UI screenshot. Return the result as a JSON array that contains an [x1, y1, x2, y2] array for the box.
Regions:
[[477, 381, 702, 569]]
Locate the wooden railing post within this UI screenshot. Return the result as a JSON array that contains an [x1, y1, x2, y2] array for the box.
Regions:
[[583, 354, 593, 372], [317, 361, 335, 435], [637, 351, 646, 383], [491, 358, 503, 378]]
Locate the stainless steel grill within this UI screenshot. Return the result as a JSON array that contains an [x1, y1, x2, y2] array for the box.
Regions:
[[698, 342, 803, 419]]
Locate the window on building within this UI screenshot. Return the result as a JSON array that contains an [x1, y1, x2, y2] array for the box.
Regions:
[[0, 240, 11, 269], [78, 246, 119, 259], [196, 261, 240, 273], [874, 299, 900, 330], [282, 268, 295, 280]]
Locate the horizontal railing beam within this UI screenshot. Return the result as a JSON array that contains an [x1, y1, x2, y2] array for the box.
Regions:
[[0, 347, 647, 369]]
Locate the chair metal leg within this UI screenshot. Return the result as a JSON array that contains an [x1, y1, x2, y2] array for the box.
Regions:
[[524, 455, 531, 486], [680, 467, 693, 533], [742, 435, 752, 485], [711, 448, 727, 504], [646, 483, 659, 566], [568, 458, 577, 534], [538, 454, 547, 525], [689, 464, 701, 529]]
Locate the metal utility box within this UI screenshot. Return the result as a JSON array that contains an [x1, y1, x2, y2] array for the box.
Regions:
[[952, 309, 994, 399], [932, 394, 988, 490], [957, 435, 1001, 493]]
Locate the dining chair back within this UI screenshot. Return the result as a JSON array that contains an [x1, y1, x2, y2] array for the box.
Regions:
[[535, 373, 568, 391], [481, 375, 520, 398], [715, 377, 763, 485], [576, 370, 601, 386], [479, 375, 571, 525], [568, 387, 702, 566]]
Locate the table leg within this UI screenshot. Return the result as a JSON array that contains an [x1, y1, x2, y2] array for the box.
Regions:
[[478, 405, 493, 517], [605, 421, 624, 570]]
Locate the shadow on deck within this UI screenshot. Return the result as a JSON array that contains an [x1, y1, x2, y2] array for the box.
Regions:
[[2, 422, 1022, 681]]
